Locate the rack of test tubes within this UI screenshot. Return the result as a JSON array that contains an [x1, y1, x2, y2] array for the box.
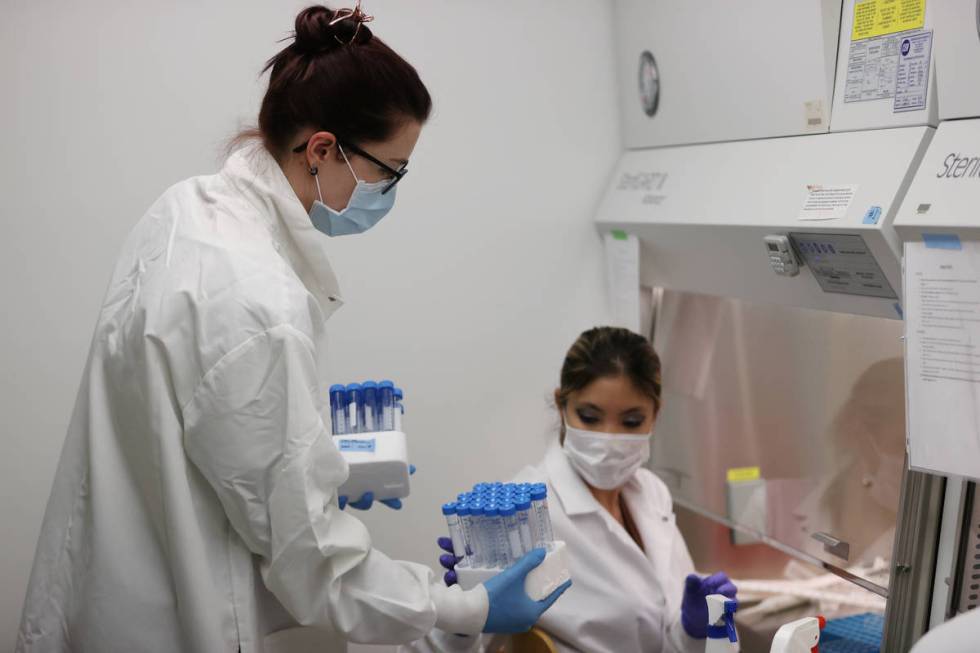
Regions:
[[329, 381, 404, 435], [329, 381, 410, 502], [445, 482, 571, 601]]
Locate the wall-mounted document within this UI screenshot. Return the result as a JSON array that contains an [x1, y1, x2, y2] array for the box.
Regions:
[[905, 237, 980, 479]]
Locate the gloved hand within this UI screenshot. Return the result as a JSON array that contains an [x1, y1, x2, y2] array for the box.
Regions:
[[437, 536, 460, 586], [340, 465, 416, 510], [483, 548, 572, 634], [681, 572, 738, 639]]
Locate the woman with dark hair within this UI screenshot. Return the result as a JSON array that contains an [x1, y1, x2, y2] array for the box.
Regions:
[[16, 5, 566, 652], [424, 327, 739, 652]]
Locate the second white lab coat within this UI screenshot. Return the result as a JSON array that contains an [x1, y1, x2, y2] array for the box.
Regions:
[[407, 441, 702, 653], [16, 145, 486, 653]]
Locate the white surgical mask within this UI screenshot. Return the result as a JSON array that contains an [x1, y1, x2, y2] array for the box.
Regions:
[[562, 415, 652, 490]]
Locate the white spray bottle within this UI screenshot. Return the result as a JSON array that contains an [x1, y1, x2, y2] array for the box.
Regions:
[[770, 616, 826, 653], [705, 594, 739, 653]]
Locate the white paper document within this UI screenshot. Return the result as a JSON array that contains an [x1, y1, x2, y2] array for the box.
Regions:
[[893, 30, 932, 113], [604, 232, 641, 334], [844, 33, 902, 104], [905, 239, 980, 479], [798, 185, 858, 221]]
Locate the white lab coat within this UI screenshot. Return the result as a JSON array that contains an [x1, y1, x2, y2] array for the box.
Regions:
[[406, 441, 701, 653], [16, 145, 487, 653], [910, 608, 980, 653]]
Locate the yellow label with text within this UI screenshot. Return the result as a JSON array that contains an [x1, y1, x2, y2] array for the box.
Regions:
[[727, 466, 761, 483], [852, 0, 926, 41]]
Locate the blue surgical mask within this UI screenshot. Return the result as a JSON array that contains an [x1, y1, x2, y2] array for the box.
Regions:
[[309, 145, 396, 237]]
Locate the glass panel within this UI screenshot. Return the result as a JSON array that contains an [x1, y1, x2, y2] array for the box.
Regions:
[[649, 289, 903, 644]]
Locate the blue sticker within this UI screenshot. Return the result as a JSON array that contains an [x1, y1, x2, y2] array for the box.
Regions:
[[338, 438, 376, 453], [922, 233, 962, 250], [894, 303, 904, 319], [863, 206, 882, 225]]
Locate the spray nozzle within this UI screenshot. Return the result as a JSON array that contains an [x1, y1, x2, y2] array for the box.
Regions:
[[724, 600, 739, 643]]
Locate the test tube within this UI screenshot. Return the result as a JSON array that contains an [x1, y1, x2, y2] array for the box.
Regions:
[[469, 502, 489, 568], [514, 496, 534, 554], [379, 380, 395, 431], [485, 505, 508, 569], [329, 384, 348, 435], [500, 503, 524, 562], [345, 383, 362, 433], [530, 485, 554, 548], [457, 503, 475, 565], [443, 503, 470, 569], [361, 381, 378, 432], [394, 387, 404, 431]]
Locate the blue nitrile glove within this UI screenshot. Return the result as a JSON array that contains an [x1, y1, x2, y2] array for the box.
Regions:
[[438, 536, 460, 586], [340, 465, 416, 510], [483, 548, 572, 634], [681, 572, 738, 639]]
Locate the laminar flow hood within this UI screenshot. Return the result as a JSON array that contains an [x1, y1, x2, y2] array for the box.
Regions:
[[595, 126, 935, 319]]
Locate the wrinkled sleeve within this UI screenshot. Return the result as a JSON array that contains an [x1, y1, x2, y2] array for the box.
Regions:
[[182, 324, 487, 643]]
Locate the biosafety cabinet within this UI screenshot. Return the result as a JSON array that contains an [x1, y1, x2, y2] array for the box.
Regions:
[[595, 125, 941, 651], [830, 0, 938, 132], [613, 0, 841, 148], [595, 126, 934, 319], [932, 0, 980, 120]]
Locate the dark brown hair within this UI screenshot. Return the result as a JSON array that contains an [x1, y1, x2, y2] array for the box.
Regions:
[[557, 327, 663, 414], [249, 5, 432, 157]]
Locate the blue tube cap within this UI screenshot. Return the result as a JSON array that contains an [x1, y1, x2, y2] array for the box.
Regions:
[[500, 503, 516, 516], [346, 383, 362, 392], [484, 505, 499, 517], [515, 497, 531, 510], [379, 380, 395, 389], [329, 384, 346, 393], [531, 487, 547, 500], [441, 502, 458, 516], [394, 387, 404, 399], [362, 380, 378, 390]]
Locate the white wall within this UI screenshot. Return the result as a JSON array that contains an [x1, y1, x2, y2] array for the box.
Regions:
[[0, 1, 619, 649]]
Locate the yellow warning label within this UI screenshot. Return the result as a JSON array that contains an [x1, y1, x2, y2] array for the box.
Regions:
[[852, 0, 926, 41], [727, 466, 761, 483]]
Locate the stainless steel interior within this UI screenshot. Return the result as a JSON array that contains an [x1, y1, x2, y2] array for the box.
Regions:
[[648, 289, 906, 649]]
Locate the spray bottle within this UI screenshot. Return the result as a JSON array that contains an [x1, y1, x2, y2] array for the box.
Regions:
[[705, 594, 739, 653], [769, 616, 825, 653]]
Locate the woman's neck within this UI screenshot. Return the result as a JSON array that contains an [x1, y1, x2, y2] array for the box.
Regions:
[[588, 485, 623, 518]]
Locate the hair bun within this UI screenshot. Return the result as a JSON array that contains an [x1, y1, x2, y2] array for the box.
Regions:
[[293, 4, 373, 54]]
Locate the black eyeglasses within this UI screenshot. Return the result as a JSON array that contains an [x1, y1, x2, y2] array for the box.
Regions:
[[292, 138, 407, 195]]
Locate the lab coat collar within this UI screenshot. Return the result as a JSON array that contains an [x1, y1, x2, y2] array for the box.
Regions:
[[544, 439, 604, 517], [222, 144, 344, 319]]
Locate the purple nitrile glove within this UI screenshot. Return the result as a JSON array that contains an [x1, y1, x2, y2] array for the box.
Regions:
[[680, 572, 738, 639], [438, 536, 460, 586]]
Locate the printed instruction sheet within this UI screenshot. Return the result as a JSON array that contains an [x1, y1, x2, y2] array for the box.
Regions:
[[798, 185, 857, 221], [893, 30, 933, 112], [905, 239, 980, 479]]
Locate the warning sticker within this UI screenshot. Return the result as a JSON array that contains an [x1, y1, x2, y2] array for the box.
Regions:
[[799, 185, 858, 221], [851, 0, 926, 41]]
